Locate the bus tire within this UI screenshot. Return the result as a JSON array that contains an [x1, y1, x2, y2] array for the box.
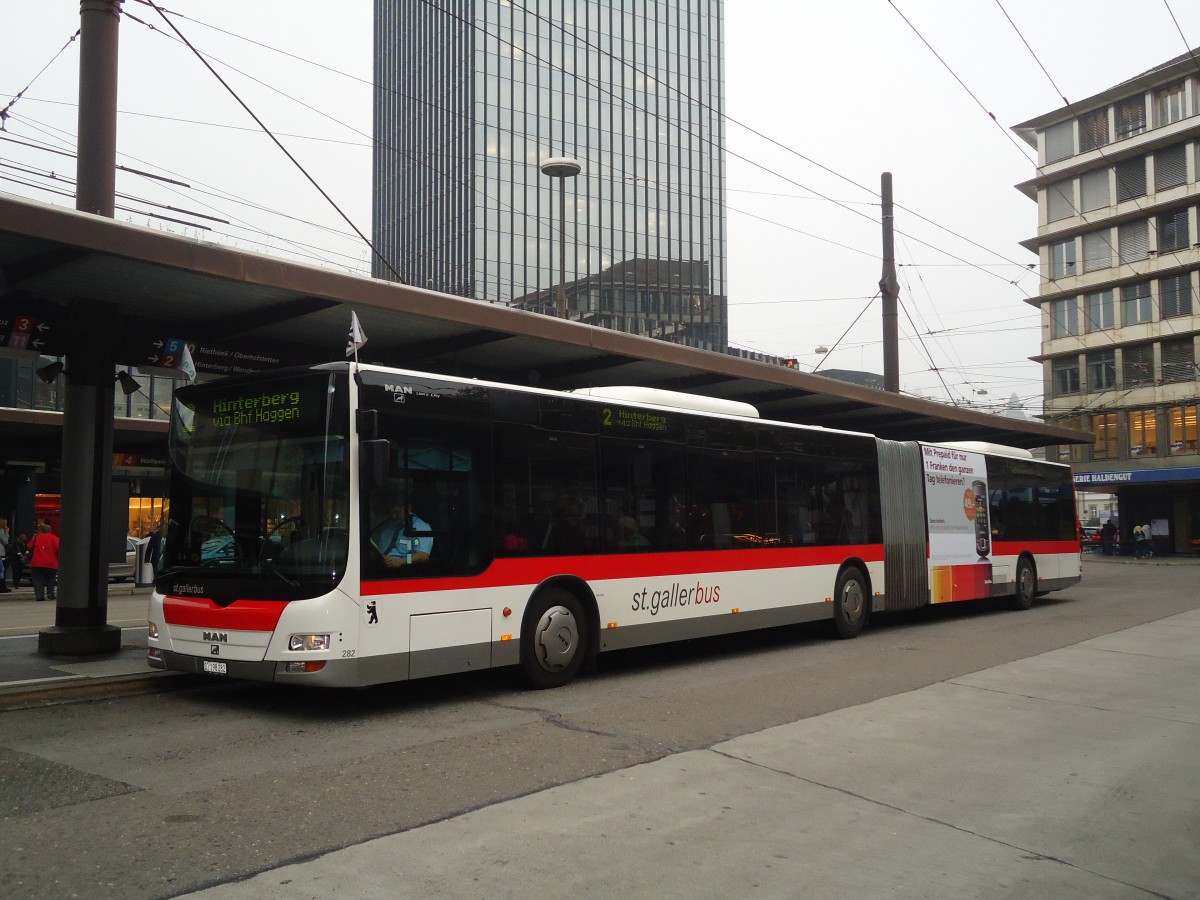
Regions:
[[521, 588, 588, 689], [832, 566, 867, 639], [1009, 558, 1036, 611]]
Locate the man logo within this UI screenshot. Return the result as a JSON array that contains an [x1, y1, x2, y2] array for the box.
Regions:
[[210, 645, 220, 656], [203, 632, 228, 642]]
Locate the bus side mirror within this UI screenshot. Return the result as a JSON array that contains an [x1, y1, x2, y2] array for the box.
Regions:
[[361, 439, 391, 488]]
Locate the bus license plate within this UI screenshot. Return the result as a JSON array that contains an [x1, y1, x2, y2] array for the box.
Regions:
[[203, 661, 227, 675]]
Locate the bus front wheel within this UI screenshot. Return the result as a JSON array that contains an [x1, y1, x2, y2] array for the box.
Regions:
[[1009, 558, 1036, 610], [832, 566, 867, 639], [521, 588, 588, 689]]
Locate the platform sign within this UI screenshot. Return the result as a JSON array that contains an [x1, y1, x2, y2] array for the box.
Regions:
[[144, 337, 189, 371], [0, 310, 62, 354], [2, 296, 300, 373]]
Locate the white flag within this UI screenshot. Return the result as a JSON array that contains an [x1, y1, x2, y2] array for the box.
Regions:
[[346, 310, 367, 358], [178, 342, 196, 383]]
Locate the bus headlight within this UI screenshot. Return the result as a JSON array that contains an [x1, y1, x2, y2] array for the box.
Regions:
[[288, 633, 331, 652], [147, 621, 158, 639]]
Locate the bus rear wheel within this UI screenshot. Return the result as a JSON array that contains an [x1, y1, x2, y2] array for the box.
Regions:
[[832, 566, 867, 639], [1008, 558, 1036, 610], [521, 588, 588, 689]]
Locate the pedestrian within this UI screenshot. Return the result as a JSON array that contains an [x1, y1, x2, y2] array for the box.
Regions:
[[1141, 521, 1154, 559], [1132, 524, 1147, 559], [28, 522, 60, 601], [10, 533, 29, 588], [1100, 519, 1117, 556], [0, 517, 10, 593]]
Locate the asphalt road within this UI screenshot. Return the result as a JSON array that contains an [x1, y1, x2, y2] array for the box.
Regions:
[[0, 558, 1196, 898]]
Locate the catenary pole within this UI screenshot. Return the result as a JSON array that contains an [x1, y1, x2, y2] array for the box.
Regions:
[[40, 0, 124, 655], [880, 172, 900, 393]]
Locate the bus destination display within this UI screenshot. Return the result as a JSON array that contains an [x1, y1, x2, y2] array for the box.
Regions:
[[189, 378, 324, 433]]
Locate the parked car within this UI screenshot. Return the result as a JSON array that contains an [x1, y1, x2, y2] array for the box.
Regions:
[[1080, 526, 1102, 551], [108, 537, 139, 582]]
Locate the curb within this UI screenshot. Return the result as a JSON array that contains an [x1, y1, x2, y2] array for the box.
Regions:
[[0, 670, 202, 711]]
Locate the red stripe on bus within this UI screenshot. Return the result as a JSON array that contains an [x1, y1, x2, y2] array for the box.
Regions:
[[362, 544, 885, 596], [163, 596, 285, 631]]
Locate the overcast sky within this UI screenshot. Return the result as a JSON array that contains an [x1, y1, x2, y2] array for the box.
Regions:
[[4, 1, 1199, 413]]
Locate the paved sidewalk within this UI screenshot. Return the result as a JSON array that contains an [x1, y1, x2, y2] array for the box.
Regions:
[[0, 584, 186, 706], [184, 608, 1200, 899]]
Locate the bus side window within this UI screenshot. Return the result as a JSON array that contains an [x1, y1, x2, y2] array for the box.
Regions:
[[686, 448, 758, 550]]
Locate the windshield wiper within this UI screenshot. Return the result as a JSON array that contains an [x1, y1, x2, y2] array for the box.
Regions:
[[260, 559, 300, 588]]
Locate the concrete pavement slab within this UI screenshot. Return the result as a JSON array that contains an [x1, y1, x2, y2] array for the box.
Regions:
[[184, 748, 1138, 900], [183, 612, 1199, 899]]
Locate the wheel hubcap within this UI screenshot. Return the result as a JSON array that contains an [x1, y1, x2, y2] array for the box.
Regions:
[[534, 605, 579, 672], [841, 580, 864, 623]]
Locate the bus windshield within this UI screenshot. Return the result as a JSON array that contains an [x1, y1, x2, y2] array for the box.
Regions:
[[159, 369, 350, 600]]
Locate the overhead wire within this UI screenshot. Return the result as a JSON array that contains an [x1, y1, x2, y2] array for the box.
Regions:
[[992, 0, 1195, 381], [71, 3, 1038, 309], [886, 0, 1036, 163], [896, 233, 972, 400], [994, 0, 1194, 343], [891, 0, 1196, 416], [494, 0, 1036, 289], [4, 2, 1116, 402], [811, 294, 879, 374], [0, 27, 79, 130], [1162, 0, 1200, 76], [5, 109, 371, 270], [139, 0, 404, 281]]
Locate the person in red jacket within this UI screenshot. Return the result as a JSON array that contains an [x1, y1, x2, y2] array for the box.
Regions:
[[28, 522, 60, 602]]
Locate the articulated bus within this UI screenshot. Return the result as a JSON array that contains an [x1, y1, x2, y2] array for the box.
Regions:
[[147, 363, 1081, 688]]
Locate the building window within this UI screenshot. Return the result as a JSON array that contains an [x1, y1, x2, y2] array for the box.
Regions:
[[1167, 403, 1198, 454], [1162, 337, 1196, 383], [1052, 357, 1080, 396], [1116, 95, 1146, 139], [1051, 297, 1079, 338], [1080, 169, 1109, 212], [1085, 290, 1114, 332], [1122, 281, 1153, 324], [1154, 144, 1188, 191], [1049, 238, 1076, 278], [1079, 108, 1109, 151], [1055, 416, 1083, 463], [1082, 230, 1111, 273], [1118, 219, 1149, 264], [1154, 81, 1186, 127], [1116, 157, 1146, 201], [1046, 179, 1075, 222], [1045, 120, 1074, 162], [1161, 274, 1193, 318], [1046, 178, 1075, 223], [1157, 208, 1190, 253], [1122, 343, 1154, 386], [1086, 350, 1116, 392], [1128, 409, 1157, 457], [1091, 412, 1118, 460]]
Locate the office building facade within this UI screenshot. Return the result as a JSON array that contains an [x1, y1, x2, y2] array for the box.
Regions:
[[1015, 50, 1200, 554], [373, 0, 727, 350]]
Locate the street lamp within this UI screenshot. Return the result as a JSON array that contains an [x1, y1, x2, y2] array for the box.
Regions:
[[540, 156, 581, 318]]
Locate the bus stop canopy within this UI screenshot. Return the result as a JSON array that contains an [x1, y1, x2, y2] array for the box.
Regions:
[[0, 193, 1087, 455]]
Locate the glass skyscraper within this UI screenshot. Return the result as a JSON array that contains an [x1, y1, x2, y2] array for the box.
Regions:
[[373, 0, 727, 350]]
